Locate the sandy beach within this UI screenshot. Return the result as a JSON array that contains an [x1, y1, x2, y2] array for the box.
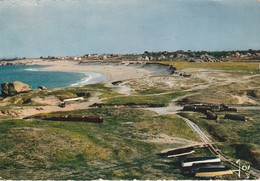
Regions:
[[24, 59, 152, 85], [0, 59, 155, 118]]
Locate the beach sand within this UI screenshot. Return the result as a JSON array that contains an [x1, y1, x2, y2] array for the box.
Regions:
[[26, 59, 152, 85]]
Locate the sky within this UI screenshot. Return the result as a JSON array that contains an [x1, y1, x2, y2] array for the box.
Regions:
[[0, 0, 260, 58]]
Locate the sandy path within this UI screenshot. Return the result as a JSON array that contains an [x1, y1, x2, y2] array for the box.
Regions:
[[17, 96, 102, 119]]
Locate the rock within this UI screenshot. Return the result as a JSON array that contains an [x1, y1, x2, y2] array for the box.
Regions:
[[246, 90, 259, 98], [38, 86, 47, 90], [205, 110, 218, 120], [102, 55, 107, 60], [177, 98, 192, 105], [168, 65, 176, 74], [224, 114, 246, 121], [111, 81, 123, 86], [36, 107, 44, 111], [1, 81, 32, 97], [75, 92, 91, 97], [183, 105, 196, 111], [235, 52, 240, 57]]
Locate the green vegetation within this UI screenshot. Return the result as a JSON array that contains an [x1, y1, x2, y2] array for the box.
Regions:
[[0, 83, 120, 107], [105, 91, 195, 106], [82, 83, 122, 99], [179, 111, 260, 144], [137, 88, 169, 95], [218, 143, 260, 169], [162, 61, 260, 73], [0, 108, 198, 179]]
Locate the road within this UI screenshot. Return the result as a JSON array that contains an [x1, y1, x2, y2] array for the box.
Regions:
[[176, 114, 212, 144], [233, 106, 260, 111], [177, 114, 260, 179]]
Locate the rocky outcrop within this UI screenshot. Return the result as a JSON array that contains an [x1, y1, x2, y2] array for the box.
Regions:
[[1, 81, 32, 97]]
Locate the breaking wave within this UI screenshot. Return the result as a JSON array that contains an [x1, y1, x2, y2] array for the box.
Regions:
[[70, 72, 106, 86], [24, 68, 40, 71]]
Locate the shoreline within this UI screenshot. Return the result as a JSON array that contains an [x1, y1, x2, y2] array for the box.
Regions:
[[28, 59, 154, 85], [0, 59, 175, 89]]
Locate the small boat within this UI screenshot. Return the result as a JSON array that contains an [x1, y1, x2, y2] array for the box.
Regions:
[[182, 157, 221, 167], [195, 167, 233, 178]]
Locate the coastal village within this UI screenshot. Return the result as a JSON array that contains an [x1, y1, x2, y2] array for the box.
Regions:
[[1, 49, 260, 66], [0, 50, 259, 180]]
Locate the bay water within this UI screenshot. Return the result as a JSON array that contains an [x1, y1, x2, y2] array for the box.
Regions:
[[0, 65, 105, 90]]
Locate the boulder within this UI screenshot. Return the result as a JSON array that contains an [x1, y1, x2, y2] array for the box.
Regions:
[[38, 86, 47, 90], [168, 65, 177, 74], [1, 81, 32, 96], [183, 104, 196, 111], [246, 89, 259, 98]]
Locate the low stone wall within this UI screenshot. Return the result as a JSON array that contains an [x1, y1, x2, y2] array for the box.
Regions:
[[42, 115, 103, 123]]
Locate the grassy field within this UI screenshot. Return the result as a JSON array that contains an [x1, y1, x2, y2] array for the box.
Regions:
[[0, 108, 199, 180], [162, 61, 260, 73], [104, 91, 195, 106], [137, 88, 170, 95]]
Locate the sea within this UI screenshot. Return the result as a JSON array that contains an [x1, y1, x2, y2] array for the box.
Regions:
[[0, 65, 106, 90]]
